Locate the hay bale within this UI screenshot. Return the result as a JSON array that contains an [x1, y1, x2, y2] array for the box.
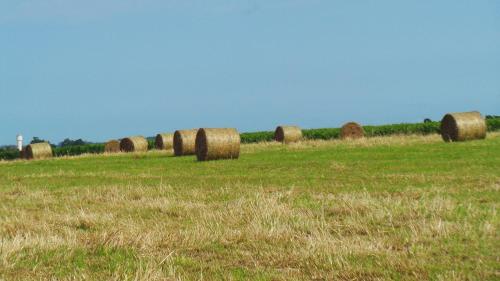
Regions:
[[120, 136, 148, 152], [24, 142, 53, 160], [275, 126, 302, 143], [155, 133, 174, 150], [174, 129, 198, 156], [195, 128, 240, 161], [104, 140, 121, 153], [441, 111, 487, 142], [340, 122, 365, 139]]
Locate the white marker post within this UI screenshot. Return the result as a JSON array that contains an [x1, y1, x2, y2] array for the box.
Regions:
[[16, 134, 23, 151]]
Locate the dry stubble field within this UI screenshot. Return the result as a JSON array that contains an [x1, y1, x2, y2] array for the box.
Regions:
[[0, 133, 499, 280]]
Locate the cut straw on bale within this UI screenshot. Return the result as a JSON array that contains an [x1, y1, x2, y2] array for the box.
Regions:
[[440, 111, 487, 142], [275, 126, 303, 143], [196, 128, 240, 161], [174, 129, 198, 156], [120, 136, 148, 153], [24, 142, 53, 160], [340, 122, 365, 139], [104, 140, 121, 153], [155, 133, 174, 150]]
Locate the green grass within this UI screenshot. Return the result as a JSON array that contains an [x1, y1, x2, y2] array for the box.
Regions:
[[0, 134, 499, 280]]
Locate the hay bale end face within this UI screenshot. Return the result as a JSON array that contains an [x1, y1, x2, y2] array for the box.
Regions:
[[104, 140, 121, 153], [174, 129, 198, 156], [275, 126, 303, 143], [196, 128, 240, 161], [25, 142, 53, 160], [155, 133, 174, 150], [340, 122, 365, 139], [441, 111, 487, 142], [120, 136, 148, 153]]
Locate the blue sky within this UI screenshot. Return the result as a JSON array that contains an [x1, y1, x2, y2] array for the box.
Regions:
[[1, 0, 499, 145]]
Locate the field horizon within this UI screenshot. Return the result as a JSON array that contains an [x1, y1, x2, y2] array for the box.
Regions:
[[1, 133, 499, 280]]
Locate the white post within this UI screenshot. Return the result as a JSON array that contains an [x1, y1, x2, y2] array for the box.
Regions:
[[16, 134, 23, 151]]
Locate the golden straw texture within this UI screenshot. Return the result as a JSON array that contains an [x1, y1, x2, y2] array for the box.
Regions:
[[155, 133, 174, 150], [120, 136, 148, 152], [340, 122, 365, 140], [24, 142, 53, 160], [196, 128, 240, 161], [174, 129, 198, 156], [104, 140, 121, 153], [275, 126, 303, 143], [440, 111, 487, 142]]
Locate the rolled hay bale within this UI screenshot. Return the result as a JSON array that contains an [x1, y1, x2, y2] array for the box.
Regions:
[[24, 142, 53, 160], [120, 136, 148, 153], [174, 129, 198, 156], [275, 125, 303, 143], [104, 140, 121, 153], [440, 111, 487, 142], [340, 122, 365, 139], [196, 128, 240, 161], [155, 133, 174, 150]]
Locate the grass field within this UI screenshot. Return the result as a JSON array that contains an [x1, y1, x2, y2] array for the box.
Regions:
[[1, 133, 499, 280]]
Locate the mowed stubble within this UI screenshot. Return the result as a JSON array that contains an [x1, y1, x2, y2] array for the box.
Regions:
[[0, 133, 499, 280]]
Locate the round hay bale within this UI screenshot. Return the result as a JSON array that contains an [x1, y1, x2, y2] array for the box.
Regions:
[[25, 142, 53, 160], [120, 136, 148, 153], [340, 122, 365, 139], [196, 128, 240, 161], [104, 140, 121, 153], [440, 111, 487, 142], [174, 129, 198, 156], [155, 133, 174, 150], [275, 126, 302, 143]]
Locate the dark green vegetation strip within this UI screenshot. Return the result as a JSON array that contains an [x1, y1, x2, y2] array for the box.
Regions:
[[244, 118, 499, 143], [1, 118, 499, 160]]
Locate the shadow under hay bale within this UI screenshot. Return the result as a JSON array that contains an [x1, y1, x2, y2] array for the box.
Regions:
[[441, 111, 487, 142], [340, 122, 365, 139], [275, 126, 302, 143], [120, 136, 148, 153], [174, 129, 198, 156], [24, 142, 53, 160], [196, 128, 240, 161], [155, 133, 174, 150], [104, 140, 121, 153]]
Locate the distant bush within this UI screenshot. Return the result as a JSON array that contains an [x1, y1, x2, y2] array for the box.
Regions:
[[364, 121, 441, 137], [303, 128, 341, 140], [0, 147, 20, 160], [147, 138, 155, 150], [59, 138, 89, 147], [487, 118, 500, 131], [240, 131, 274, 143], [53, 143, 105, 157], [30, 137, 49, 144]]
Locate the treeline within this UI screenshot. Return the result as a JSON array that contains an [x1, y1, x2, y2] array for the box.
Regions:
[[1, 118, 500, 160]]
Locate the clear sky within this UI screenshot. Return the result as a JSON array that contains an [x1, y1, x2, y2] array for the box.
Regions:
[[1, 0, 499, 145]]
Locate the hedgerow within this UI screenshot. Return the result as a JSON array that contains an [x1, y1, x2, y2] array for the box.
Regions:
[[53, 144, 105, 157]]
